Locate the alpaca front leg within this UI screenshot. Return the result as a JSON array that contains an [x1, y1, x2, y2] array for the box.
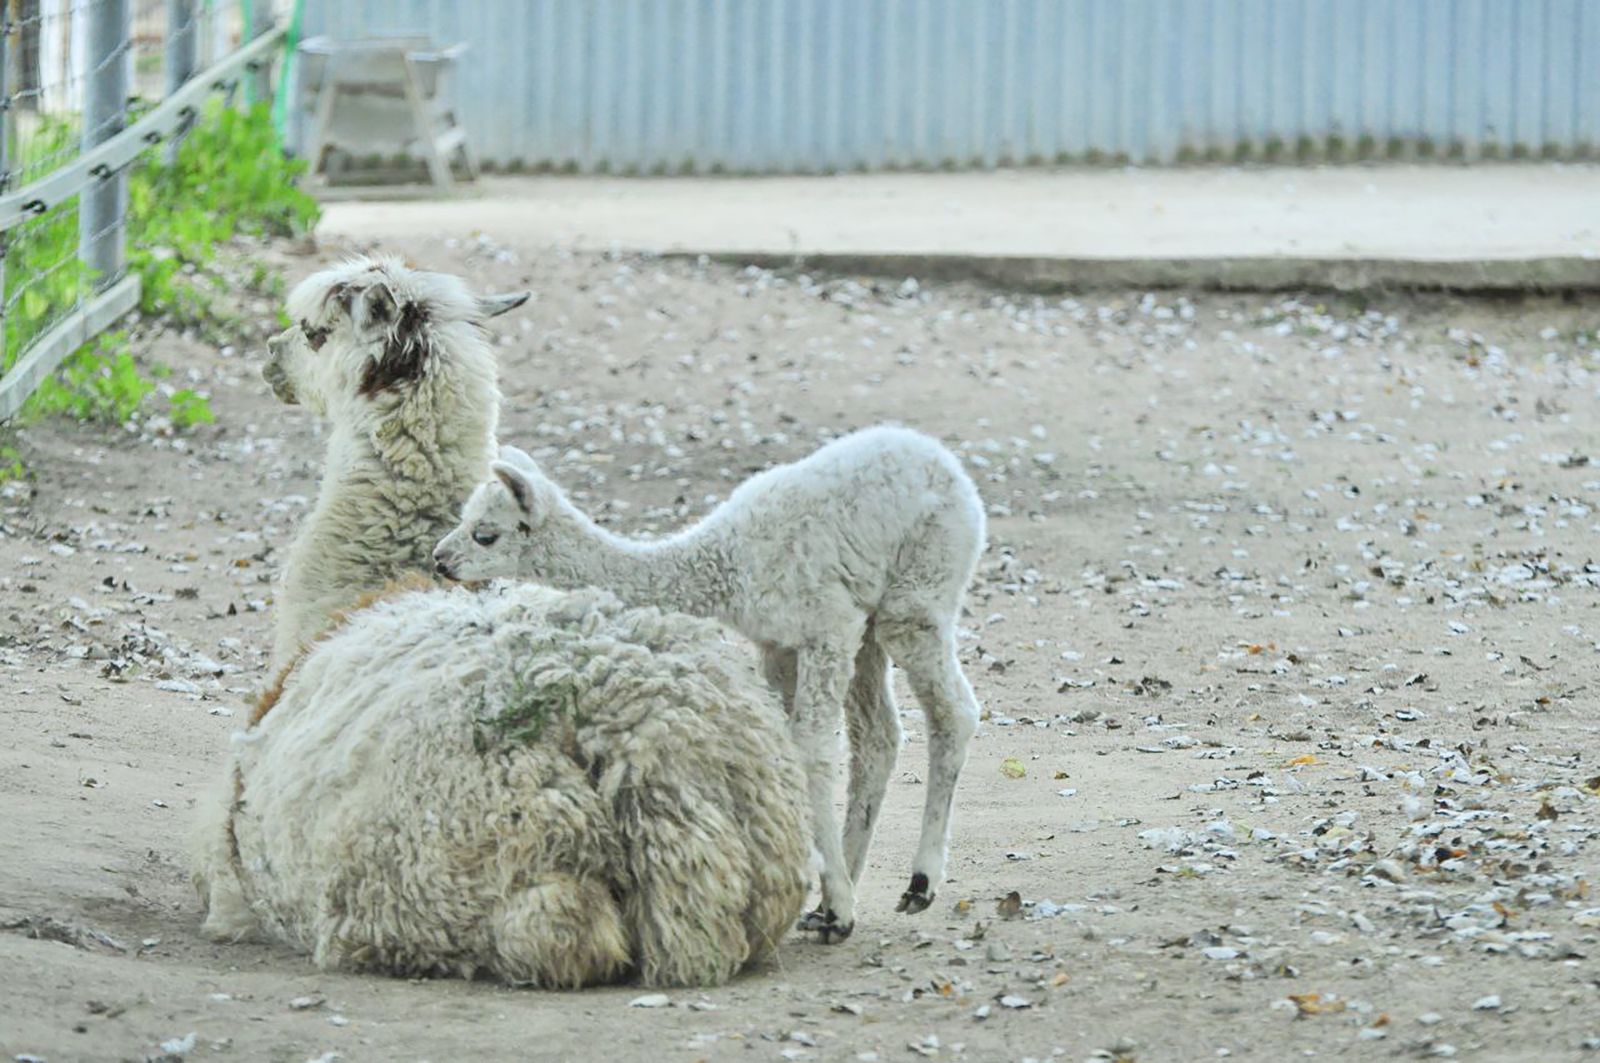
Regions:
[[192, 764, 261, 942], [790, 644, 857, 943]]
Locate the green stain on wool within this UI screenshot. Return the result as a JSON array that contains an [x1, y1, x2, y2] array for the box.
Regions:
[[471, 662, 588, 754]]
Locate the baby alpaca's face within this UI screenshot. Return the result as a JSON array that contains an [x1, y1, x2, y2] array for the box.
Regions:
[[434, 479, 526, 582]]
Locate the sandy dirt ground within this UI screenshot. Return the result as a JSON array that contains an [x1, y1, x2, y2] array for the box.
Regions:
[[2, 231, 1599, 1063]]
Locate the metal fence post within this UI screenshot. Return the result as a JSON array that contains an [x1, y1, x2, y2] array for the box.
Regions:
[[0, 11, 10, 373], [250, 0, 272, 103], [165, 0, 197, 163], [81, 0, 129, 288]]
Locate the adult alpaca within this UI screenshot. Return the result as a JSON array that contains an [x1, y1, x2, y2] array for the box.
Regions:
[[435, 426, 987, 941], [262, 255, 528, 668], [193, 583, 811, 987]]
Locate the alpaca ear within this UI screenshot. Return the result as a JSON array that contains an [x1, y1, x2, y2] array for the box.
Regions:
[[491, 460, 538, 517], [477, 290, 531, 318], [496, 443, 539, 474], [356, 286, 431, 398], [322, 280, 355, 316], [350, 281, 399, 334]]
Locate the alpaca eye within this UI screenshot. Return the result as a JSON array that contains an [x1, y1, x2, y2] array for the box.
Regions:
[[301, 320, 330, 351], [472, 528, 500, 547]]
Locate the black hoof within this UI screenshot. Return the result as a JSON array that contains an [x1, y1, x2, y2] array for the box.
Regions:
[[895, 890, 934, 914], [896, 872, 933, 914], [797, 907, 854, 943]]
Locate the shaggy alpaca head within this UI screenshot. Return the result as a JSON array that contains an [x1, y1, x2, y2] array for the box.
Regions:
[[433, 445, 562, 581], [263, 255, 529, 417]]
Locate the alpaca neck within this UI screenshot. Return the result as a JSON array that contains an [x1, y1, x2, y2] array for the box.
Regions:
[[302, 392, 495, 570], [546, 509, 731, 619], [366, 370, 498, 483]]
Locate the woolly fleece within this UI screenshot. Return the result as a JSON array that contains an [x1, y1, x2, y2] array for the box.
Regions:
[[193, 583, 810, 988]]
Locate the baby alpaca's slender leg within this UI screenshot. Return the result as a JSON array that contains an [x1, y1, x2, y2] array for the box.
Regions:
[[790, 641, 859, 943], [879, 617, 980, 915], [843, 624, 900, 884]]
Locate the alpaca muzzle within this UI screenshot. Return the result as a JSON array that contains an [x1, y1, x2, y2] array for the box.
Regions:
[[432, 545, 457, 581], [262, 360, 298, 405]]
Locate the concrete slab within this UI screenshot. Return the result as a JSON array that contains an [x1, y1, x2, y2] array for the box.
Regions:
[[318, 165, 1600, 290]]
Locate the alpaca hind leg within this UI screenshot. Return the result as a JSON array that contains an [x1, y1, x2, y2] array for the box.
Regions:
[[614, 784, 758, 985], [878, 616, 980, 915], [761, 644, 799, 716], [843, 624, 900, 885], [491, 874, 631, 988], [789, 641, 859, 942]]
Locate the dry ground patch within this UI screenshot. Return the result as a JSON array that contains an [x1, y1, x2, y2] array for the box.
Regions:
[[3, 235, 1598, 1062]]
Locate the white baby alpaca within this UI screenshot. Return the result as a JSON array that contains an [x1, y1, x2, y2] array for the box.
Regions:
[[263, 254, 528, 669], [435, 425, 986, 940]]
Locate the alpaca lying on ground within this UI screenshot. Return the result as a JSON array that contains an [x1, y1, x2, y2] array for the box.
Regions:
[[192, 582, 810, 987], [434, 425, 987, 941], [263, 254, 528, 669]]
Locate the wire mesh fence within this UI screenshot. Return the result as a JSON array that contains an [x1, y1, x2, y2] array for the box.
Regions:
[[0, 0, 280, 420]]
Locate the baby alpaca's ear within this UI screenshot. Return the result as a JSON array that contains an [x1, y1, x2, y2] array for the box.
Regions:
[[496, 443, 537, 471], [491, 460, 539, 517]]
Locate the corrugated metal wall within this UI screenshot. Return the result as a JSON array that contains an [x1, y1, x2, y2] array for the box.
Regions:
[[299, 0, 1600, 172]]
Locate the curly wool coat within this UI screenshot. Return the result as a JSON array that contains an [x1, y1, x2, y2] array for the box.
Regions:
[[193, 583, 811, 988]]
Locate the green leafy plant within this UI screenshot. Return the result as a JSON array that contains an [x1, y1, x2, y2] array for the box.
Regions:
[[2, 117, 90, 366], [3, 237, 92, 366], [3, 100, 319, 437], [127, 99, 319, 323], [167, 388, 215, 428], [0, 444, 25, 484], [26, 332, 153, 423], [126, 99, 319, 335]]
